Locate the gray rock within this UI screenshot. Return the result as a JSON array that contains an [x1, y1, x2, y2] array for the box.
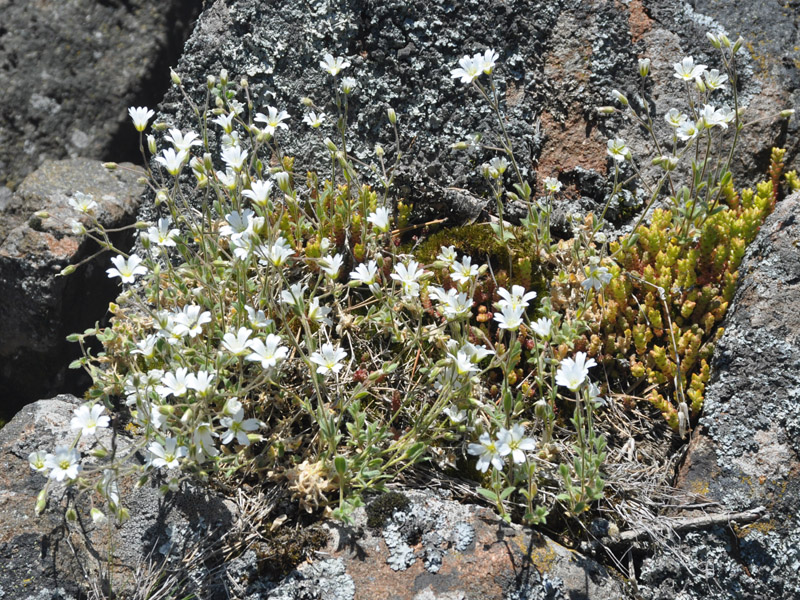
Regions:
[[143, 0, 792, 233], [638, 192, 800, 599], [0, 394, 236, 599], [0, 0, 201, 190], [0, 159, 145, 418]]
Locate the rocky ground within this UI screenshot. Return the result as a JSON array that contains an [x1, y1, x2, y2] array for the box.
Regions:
[[0, 0, 799, 599]]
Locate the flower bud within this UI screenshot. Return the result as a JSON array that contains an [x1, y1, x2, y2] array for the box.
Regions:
[[137, 176, 148, 186], [203, 152, 214, 172], [451, 141, 470, 150], [59, 264, 77, 277], [33, 210, 49, 219], [65, 507, 78, 522], [324, 137, 337, 152], [611, 89, 628, 106], [638, 58, 650, 77], [155, 190, 168, 206], [732, 36, 744, 54], [240, 77, 248, 88], [207, 75, 216, 89], [170, 68, 181, 86], [706, 32, 720, 48], [534, 398, 549, 420], [116, 507, 130, 523], [90, 508, 108, 525], [719, 32, 731, 48], [375, 144, 385, 157], [694, 77, 706, 93], [301, 96, 313, 107], [35, 489, 48, 515], [103, 162, 118, 171], [146, 134, 157, 155], [215, 95, 225, 108], [780, 108, 795, 119], [219, 69, 228, 86], [152, 122, 168, 132], [274, 171, 291, 193], [387, 107, 397, 124], [596, 106, 617, 115]]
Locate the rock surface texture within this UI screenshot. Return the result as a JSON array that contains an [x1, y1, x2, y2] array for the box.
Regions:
[[0, 0, 200, 190], [0, 159, 145, 417], [637, 192, 800, 599], [0, 394, 236, 600], [145, 0, 795, 231]]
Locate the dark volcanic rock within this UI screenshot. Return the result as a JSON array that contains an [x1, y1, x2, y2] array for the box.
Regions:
[[638, 192, 800, 600], [0, 159, 145, 418], [144, 0, 793, 230], [0, 394, 236, 600], [0, 0, 201, 190]]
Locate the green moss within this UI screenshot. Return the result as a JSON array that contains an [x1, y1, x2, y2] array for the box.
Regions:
[[366, 491, 411, 528]]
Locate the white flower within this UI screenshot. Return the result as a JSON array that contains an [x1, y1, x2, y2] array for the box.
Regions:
[[543, 177, 562, 193], [70, 404, 110, 436], [254, 106, 290, 135], [221, 145, 248, 171], [155, 148, 189, 176], [488, 156, 508, 176], [156, 367, 191, 398], [581, 265, 613, 291], [192, 422, 219, 458], [367, 207, 391, 232], [29, 450, 48, 473], [44, 446, 81, 482], [481, 48, 499, 74], [219, 209, 255, 239], [135, 401, 167, 430], [341, 76, 357, 94], [436, 245, 458, 266], [704, 68, 728, 91], [664, 108, 688, 128], [493, 304, 525, 331], [307, 297, 333, 326], [216, 168, 238, 190], [303, 111, 326, 128], [349, 260, 379, 287], [451, 54, 483, 84], [106, 254, 148, 283], [458, 341, 494, 363], [280, 282, 307, 307], [246, 334, 288, 369], [245, 305, 272, 329], [431, 287, 472, 319], [677, 120, 699, 141], [673, 56, 707, 81], [132, 334, 158, 359], [212, 112, 235, 133], [497, 424, 536, 464], [496, 285, 537, 311], [467, 432, 504, 472], [258, 237, 294, 267], [68, 192, 98, 214], [443, 406, 467, 423], [391, 260, 427, 299], [164, 128, 201, 152], [220, 408, 261, 446], [607, 138, 630, 162], [187, 370, 216, 396], [100, 469, 119, 506], [242, 180, 274, 206], [555, 351, 597, 391], [128, 106, 154, 132], [450, 256, 479, 285], [310, 342, 348, 375], [69, 220, 86, 235], [146, 218, 179, 247], [222, 327, 253, 356], [530, 317, 552, 339], [320, 53, 350, 76], [148, 438, 187, 470], [172, 305, 211, 338], [320, 253, 344, 278], [588, 382, 607, 408], [448, 350, 479, 376]]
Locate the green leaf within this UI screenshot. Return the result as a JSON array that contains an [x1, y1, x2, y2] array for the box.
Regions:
[[477, 487, 498, 502], [499, 486, 516, 501]]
